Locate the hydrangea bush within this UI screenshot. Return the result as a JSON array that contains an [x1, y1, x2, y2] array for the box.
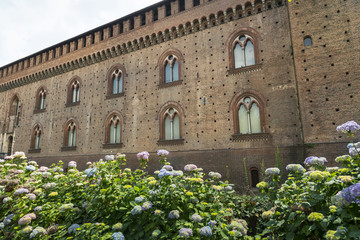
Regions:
[[257, 121, 360, 239], [0, 151, 250, 239]]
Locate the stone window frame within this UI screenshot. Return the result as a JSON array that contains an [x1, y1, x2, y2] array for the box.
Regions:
[[106, 64, 126, 99], [34, 86, 48, 114], [226, 28, 262, 75], [29, 123, 42, 153], [66, 76, 81, 107], [230, 90, 270, 141], [158, 48, 184, 89], [157, 101, 185, 146], [103, 111, 124, 149], [61, 118, 78, 151]]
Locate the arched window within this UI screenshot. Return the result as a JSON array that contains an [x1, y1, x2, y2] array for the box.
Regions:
[[39, 89, 46, 110], [158, 49, 183, 86], [109, 115, 121, 144], [234, 35, 255, 68], [30, 124, 42, 150], [64, 120, 77, 148], [112, 69, 123, 94], [10, 96, 19, 116], [158, 103, 185, 144], [67, 77, 81, 105], [164, 55, 179, 83], [304, 36, 313, 47], [107, 64, 126, 98], [104, 112, 123, 148], [238, 96, 261, 134], [250, 168, 260, 188], [164, 108, 180, 140]]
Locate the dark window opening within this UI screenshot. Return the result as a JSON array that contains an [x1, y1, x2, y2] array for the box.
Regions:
[[130, 18, 134, 30], [140, 13, 146, 26], [82, 37, 86, 47], [179, 0, 185, 11], [91, 33, 95, 44], [251, 168, 260, 188], [109, 27, 113, 37], [119, 22, 123, 34], [7, 136, 13, 155], [153, 9, 158, 21], [100, 30, 104, 41], [193, 0, 200, 7], [165, 3, 171, 17]]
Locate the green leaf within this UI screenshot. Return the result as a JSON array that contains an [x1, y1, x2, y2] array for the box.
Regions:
[[286, 231, 295, 240]]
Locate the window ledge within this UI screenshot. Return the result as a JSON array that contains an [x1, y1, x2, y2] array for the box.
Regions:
[[231, 133, 271, 142], [158, 80, 183, 89], [65, 102, 80, 108], [105, 92, 125, 100], [227, 63, 262, 75], [61, 146, 77, 151], [103, 143, 124, 149], [28, 148, 41, 154], [33, 109, 46, 114], [157, 139, 185, 146]]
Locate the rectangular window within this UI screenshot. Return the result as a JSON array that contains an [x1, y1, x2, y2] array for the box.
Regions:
[[153, 9, 158, 21], [165, 3, 171, 17], [179, 0, 185, 11]]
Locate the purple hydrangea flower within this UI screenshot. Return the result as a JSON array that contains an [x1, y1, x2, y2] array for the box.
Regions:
[[184, 164, 197, 172], [68, 161, 77, 168], [34, 206, 43, 212], [168, 210, 180, 219], [135, 196, 145, 203], [349, 148, 358, 156], [208, 220, 217, 227], [3, 197, 12, 203], [38, 166, 49, 172], [18, 216, 32, 225], [179, 228, 193, 238], [225, 186, 233, 191], [304, 156, 328, 166], [137, 151, 149, 160], [131, 205, 142, 215], [142, 201, 153, 210], [341, 183, 360, 204], [331, 191, 349, 207], [157, 149, 169, 156], [26, 193, 36, 200], [265, 168, 280, 176], [14, 170, 24, 174], [162, 165, 173, 171], [191, 213, 202, 222], [105, 155, 115, 161], [337, 121, 360, 133], [200, 226, 212, 236], [14, 188, 29, 196], [174, 170, 183, 176]]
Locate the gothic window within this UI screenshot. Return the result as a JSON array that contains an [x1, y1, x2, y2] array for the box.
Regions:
[[31, 124, 42, 150], [158, 49, 183, 86], [10, 96, 19, 116], [107, 64, 126, 98], [234, 35, 255, 68], [158, 103, 184, 144], [65, 121, 77, 147], [108, 115, 121, 144], [38, 88, 46, 110], [304, 36, 313, 46], [238, 96, 261, 134], [67, 77, 81, 105], [164, 55, 179, 83]]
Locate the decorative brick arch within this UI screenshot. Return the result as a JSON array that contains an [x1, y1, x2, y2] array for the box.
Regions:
[[157, 48, 184, 85], [66, 76, 82, 104], [230, 90, 266, 134], [226, 27, 261, 70], [158, 101, 185, 141], [104, 111, 124, 144], [106, 63, 126, 97]]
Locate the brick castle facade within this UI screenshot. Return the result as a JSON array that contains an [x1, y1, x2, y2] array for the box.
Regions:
[[0, 0, 358, 188]]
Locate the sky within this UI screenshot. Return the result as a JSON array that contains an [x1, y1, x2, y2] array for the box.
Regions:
[[0, 0, 161, 67]]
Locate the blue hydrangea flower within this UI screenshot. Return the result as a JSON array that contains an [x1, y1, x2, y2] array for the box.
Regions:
[[142, 201, 153, 210], [331, 191, 349, 207], [158, 169, 174, 178], [3, 197, 12, 203], [85, 168, 97, 177], [25, 165, 36, 171], [286, 164, 306, 174], [34, 206, 43, 212], [131, 205, 142, 215], [168, 210, 180, 219], [3, 214, 14, 225], [191, 213, 202, 222], [174, 170, 183, 176], [179, 228, 193, 238], [111, 232, 125, 240], [208, 220, 217, 227], [341, 183, 360, 204], [265, 168, 280, 176], [149, 190, 160, 195], [304, 156, 328, 166], [135, 196, 145, 203], [30, 226, 46, 238], [337, 121, 360, 133], [200, 226, 212, 236], [68, 224, 80, 234]]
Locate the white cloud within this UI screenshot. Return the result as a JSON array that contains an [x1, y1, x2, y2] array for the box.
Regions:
[[0, 0, 160, 66]]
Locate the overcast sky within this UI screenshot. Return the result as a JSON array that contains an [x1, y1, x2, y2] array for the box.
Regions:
[[0, 0, 160, 67]]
